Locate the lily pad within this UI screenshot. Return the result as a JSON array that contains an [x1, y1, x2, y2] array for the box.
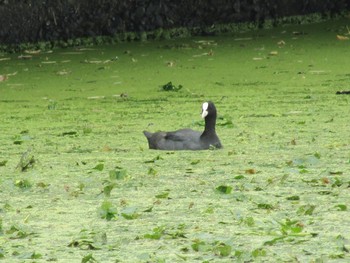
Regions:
[[216, 185, 232, 194]]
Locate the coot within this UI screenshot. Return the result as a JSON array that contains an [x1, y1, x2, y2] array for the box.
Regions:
[[143, 101, 222, 150]]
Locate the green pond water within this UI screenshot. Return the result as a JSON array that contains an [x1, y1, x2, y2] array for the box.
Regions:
[[0, 18, 350, 262]]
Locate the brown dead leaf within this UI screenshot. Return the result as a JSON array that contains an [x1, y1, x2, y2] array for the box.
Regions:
[[269, 51, 278, 56], [166, 61, 175, 67], [336, 35, 349, 40], [0, 75, 8, 82], [64, 184, 70, 192], [321, 177, 330, 184], [25, 50, 41, 55], [153, 199, 162, 205], [101, 145, 112, 152], [7, 71, 17, 76], [207, 49, 214, 56], [41, 61, 57, 64], [88, 96, 105, 100], [234, 37, 253, 41], [193, 50, 214, 58], [120, 199, 128, 206], [18, 55, 32, 60], [56, 69, 71, 76], [245, 168, 257, 174]]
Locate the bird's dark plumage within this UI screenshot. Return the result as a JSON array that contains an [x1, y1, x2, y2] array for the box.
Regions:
[[143, 101, 222, 150]]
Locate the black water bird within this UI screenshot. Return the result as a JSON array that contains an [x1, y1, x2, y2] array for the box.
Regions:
[[143, 101, 222, 150]]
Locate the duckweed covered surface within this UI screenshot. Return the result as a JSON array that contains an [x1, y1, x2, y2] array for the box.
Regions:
[[1, 19, 350, 262]]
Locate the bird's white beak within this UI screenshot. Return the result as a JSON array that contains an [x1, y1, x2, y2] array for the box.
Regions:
[[201, 110, 208, 118]]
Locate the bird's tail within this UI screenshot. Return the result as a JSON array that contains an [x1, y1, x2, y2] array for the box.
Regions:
[[143, 131, 153, 138]]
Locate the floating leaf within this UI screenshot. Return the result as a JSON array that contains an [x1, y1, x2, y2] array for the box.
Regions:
[[68, 229, 105, 250], [214, 242, 232, 257], [332, 177, 346, 188], [314, 152, 321, 159], [228, 150, 235, 156], [299, 168, 309, 174], [36, 182, 50, 188], [279, 219, 304, 235], [143, 206, 153, 213], [264, 236, 286, 246], [14, 179, 32, 189], [330, 171, 343, 175], [6, 225, 33, 239], [286, 195, 300, 201], [257, 203, 274, 210], [93, 163, 104, 171], [335, 204, 347, 211], [121, 207, 140, 220], [167, 224, 187, 239], [297, 204, 316, 216], [204, 206, 214, 214], [252, 248, 267, 257], [13, 132, 33, 145], [83, 127, 92, 134], [98, 200, 117, 221], [103, 183, 116, 197], [318, 190, 332, 195], [148, 167, 158, 176], [81, 253, 97, 263], [144, 155, 163, 163], [214, 81, 225, 86], [144, 226, 166, 240], [156, 191, 169, 199], [191, 240, 211, 252], [109, 168, 127, 180], [192, 240, 232, 256], [190, 160, 200, 165], [216, 185, 232, 194], [61, 131, 78, 136], [239, 216, 255, 227], [30, 252, 42, 259]]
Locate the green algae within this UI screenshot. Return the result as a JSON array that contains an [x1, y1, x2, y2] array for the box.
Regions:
[[1, 18, 350, 262]]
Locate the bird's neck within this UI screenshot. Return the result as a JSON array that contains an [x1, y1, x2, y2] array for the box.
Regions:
[[202, 114, 216, 136]]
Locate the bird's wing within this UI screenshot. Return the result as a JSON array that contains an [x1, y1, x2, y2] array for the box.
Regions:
[[165, 129, 200, 142]]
